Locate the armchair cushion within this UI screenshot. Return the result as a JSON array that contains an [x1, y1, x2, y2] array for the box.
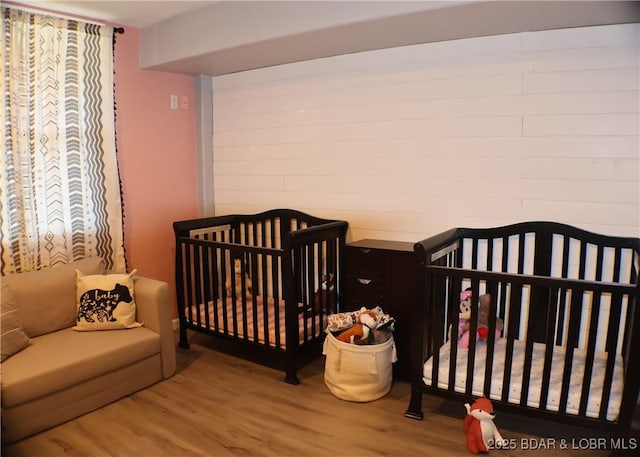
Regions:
[[1, 287, 31, 362], [0, 327, 160, 408], [3, 257, 105, 337]]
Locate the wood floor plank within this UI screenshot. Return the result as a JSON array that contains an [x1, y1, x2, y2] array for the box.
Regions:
[[3, 333, 639, 456]]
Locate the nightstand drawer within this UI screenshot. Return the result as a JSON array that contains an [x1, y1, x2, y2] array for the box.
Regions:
[[343, 276, 384, 307], [345, 246, 384, 278]]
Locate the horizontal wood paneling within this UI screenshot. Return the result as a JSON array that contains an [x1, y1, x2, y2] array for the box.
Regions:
[[212, 24, 639, 240]]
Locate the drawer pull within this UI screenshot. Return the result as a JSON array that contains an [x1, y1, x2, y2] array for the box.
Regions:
[[357, 278, 372, 285], [360, 248, 372, 254]]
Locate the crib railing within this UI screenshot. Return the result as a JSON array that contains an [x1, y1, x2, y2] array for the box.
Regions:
[[409, 221, 640, 429], [174, 209, 348, 383], [424, 266, 637, 423]]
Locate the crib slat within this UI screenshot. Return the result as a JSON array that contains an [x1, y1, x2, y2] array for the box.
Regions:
[[519, 297, 537, 407], [579, 290, 601, 417], [539, 287, 559, 411], [201, 245, 212, 330], [613, 247, 622, 283], [237, 253, 248, 341], [517, 233, 526, 275], [555, 235, 571, 345], [221, 250, 229, 334], [558, 288, 583, 414], [260, 253, 270, 347], [487, 238, 494, 271], [213, 248, 221, 331], [578, 240, 587, 280], [194, 244, 203, 327], [273, 253, 282, 349], [599, 291, 623, 420], [483, 281, 500, 397], [305, 244, 315, 341], [501, 235, 509, 273], [595, 244, 604, 282], [561, 235, 570, 279], [630, 250, 639, 285], [464, 279, 480, 396], [446, 276, 457, 392], [471, 238, 479, 270], [230, 253, 239, 338], [501, 280, 523, 403], [249, 251, 259, 345], [555, 290, 568, 346], [315, 241, 324, 319]]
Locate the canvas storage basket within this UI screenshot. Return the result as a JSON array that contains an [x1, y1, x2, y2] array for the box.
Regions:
[[322, 331, 397, 402]]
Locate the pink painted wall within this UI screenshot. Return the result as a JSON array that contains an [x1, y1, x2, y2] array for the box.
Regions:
[[114, 27, 199, 315]]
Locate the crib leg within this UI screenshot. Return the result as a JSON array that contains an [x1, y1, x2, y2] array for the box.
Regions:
[[404, 387, 424, 420], [284, 370, 300, 385], [178, 322, 190, 349]]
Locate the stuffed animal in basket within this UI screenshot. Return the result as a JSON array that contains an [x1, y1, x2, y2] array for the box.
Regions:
[[226, 258, 252, 299], [463, 397, 508, 454], [336, 310, 378, 344], [459, 294, 503, 348]]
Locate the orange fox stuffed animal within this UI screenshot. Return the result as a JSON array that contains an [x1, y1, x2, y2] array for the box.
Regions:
[[336, 310, 377, 344], [463, 397, 507, 454]]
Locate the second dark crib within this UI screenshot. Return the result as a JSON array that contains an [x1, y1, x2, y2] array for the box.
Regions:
[[405, 221, 640, 431], [174, 209, 348, 384]]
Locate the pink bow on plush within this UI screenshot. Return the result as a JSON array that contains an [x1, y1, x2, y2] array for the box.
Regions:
[[460, 289, 472, 301]]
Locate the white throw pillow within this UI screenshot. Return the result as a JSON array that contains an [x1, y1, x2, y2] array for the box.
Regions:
[[1, 286, 31, 361], [74, 270, 142, 331]]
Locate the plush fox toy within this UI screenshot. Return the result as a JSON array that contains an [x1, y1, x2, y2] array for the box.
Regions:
[[463, 397, 507, 454], [336, 310, 377, 344]]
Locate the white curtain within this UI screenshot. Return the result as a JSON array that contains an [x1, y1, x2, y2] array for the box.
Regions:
[[1, 7, 126, 274]]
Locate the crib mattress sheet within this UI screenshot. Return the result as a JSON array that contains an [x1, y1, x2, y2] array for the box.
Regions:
[[189, 296, 325, 349], [423, 339, 623, 421]]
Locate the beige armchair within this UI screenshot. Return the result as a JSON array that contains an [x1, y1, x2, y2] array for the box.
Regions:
[[1, 258, 176, 444]]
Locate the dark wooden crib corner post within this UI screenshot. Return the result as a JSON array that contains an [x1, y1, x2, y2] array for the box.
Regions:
[[173, 221, 190, 349], [405, 242, 429, 420], [617, 284, 640, 431], [282, 233, 300, 385], [528, 224, 554, 343]]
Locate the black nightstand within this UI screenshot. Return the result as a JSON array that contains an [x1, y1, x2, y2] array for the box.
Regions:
[[343, 239, 419, 381]]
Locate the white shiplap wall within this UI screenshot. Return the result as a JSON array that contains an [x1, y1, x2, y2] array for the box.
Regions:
[[211, 24, 639, 242]]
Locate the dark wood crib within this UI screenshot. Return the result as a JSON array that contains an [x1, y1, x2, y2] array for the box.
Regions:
[[405, 221, 640, 431], [174, 209, 348, 384]]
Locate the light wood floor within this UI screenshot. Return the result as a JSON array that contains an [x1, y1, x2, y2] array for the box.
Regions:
[[4, 333, 639, 457]]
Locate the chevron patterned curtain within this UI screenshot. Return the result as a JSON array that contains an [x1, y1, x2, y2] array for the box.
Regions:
[[1, 7, 125, 274]]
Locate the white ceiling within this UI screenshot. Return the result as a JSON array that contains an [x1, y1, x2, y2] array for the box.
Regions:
[[10, 1, 213, 28], [8, 1, 639, 77]]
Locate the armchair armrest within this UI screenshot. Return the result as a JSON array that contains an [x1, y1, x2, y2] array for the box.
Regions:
[[133, 276, 176, 379]]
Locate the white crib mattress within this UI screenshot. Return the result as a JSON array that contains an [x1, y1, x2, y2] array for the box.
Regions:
[[423, 339, 624, 421]]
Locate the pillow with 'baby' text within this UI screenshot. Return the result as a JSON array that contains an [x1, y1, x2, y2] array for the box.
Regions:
[[74, 269, 143, 331]]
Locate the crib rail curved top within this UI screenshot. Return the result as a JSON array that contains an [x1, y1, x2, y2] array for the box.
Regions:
[[415, 221, 639, 286]]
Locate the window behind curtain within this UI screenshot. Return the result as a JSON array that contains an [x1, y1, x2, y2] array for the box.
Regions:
[[1, 7, 125, 274]]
